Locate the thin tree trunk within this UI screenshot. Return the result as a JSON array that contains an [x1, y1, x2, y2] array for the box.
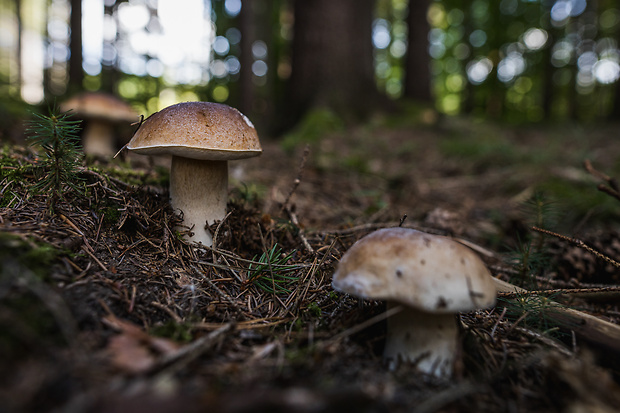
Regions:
[[239, 0, 256, 117], [15, 0, 23, 90], [404, 0, 432, 102], [287, 0, 381, 124], [69, 0, 83, 92], [609, 18, 620, 120]]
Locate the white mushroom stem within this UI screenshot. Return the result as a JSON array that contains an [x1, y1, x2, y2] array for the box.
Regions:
[[170, 156, 228, 247], [82, 120, 116, 156], [384, 302, 458, 378]]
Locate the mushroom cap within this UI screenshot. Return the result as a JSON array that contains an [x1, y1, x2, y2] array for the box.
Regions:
[[126, 102, 262, 161], [61, 92, 138, 122], [332, 228, 496, 313]]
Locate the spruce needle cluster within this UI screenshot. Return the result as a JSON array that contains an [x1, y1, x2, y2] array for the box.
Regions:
[[248, 244, 299, 294], [25, 106, 84, 207]]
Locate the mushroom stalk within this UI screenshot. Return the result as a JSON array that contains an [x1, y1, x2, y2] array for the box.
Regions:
[[384, 302, 458, 378], [82, 120, 116, 156], [170, 156, 228, 247]]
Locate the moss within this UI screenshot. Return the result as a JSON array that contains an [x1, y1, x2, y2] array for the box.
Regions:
[[0, 233, 63, 280], [150, 319, 194, 343], [229, 182, 268, 205], [101, 204, 123, 227], [306, 302, 322, 318], [439, 135, 520, 167], [280, 108, 345, 153], [535, 177, 620, 227], [0, 150, 34, 208], [94, 162, 170, 188], [0, 233, 68, 355]]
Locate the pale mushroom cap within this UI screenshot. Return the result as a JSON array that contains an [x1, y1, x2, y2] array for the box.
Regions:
[[126, 101, 262, 161], [61, 92, 138, 122], [332, 228, 497, 313]]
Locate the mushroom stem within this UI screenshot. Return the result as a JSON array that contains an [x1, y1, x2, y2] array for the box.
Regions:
[[169, 155, 228, 247], [384, 302, 458, 378], [82, 120, 116, 156]]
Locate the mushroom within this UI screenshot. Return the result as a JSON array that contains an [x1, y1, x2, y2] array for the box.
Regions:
[[61, 92, 138, 156], [332, 227, 496, 378], [126, 101, 262, 247]]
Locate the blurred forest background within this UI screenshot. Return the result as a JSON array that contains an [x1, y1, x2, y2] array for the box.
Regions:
[[1, 0, 620, 140]]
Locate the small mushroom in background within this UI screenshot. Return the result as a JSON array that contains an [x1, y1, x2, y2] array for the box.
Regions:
[[126, 101, 262, 247], [332, 227, 497, 379], [61, 92, 138, 156]]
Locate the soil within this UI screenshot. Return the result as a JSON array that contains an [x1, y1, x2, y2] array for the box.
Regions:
[[3, 114, 620, 412]]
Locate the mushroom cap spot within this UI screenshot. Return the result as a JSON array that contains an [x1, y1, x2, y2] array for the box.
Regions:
[[126, 101, 262, 161], [332, 227, 497, 313], [60, 92, 138, 122]]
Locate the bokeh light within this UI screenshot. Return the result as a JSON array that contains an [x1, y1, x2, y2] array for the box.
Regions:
[[551, 0, 587, 23], [212, 85, 229, 102], [4, 0, 620, 121], [466, 57, 493, 84], [372, 19, 391, 49], [469, 30, 487, 48], [497, 52, 526, 83], [224, 0, 241, 17], [522, 28, 548, 51], [252, 60, 268, 77], [82, 0, 103, 76], [593, 59, 620, 84], [213, 36, 230, 56]]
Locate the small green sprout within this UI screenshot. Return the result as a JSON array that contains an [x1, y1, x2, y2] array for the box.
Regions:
[[307, 302, 322, 317], [248, 244, 299, 294], [25, 105, 84, 208]]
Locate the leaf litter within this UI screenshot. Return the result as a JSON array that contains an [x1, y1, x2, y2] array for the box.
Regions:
[[3, 121, 620, 412]]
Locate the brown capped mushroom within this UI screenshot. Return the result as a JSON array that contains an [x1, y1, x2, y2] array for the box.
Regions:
[[332, 227, 496, 378], [61, 92, 138, 156], [126, 101, 262, 247]]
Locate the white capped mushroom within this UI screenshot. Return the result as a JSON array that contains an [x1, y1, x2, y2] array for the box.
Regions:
[[332, 227, 497, 378], [126, 102, 262, 247], [61, 92, 138, 156]]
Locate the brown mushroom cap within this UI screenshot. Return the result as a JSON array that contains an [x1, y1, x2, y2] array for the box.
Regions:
[[126, 101, 262, 161], [61, 92, 138, 122], [332, 228, 496, 313]]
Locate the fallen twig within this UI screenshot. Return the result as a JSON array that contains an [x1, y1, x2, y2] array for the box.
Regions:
[[584, 159, 620, 202], [149, 322, 234, 376], [281, 144, 310, 211], [284, 204, 314, 254], [494, 278, 620, 368], [532, 226, 620, 269]]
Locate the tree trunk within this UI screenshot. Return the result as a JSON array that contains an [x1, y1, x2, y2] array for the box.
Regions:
[[403, 0, 432, 102], [610, 20, 620, 120], [68, 0, 83, 92], [15, 0, 23, 91], [239, 0, 257, 117], [287, 0, 380, 124]]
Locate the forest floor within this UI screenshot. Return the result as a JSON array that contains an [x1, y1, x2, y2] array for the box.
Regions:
[[3, 110, 620, 412]]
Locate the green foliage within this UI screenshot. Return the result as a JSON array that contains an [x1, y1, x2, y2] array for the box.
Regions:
[[230, 182, 267, 205], [0, 233, 75, 355], [507, 236, 549, 289], [498, 293, 563, 336], [280, 108, 345, 152], [438, 134, 519, 167], [535, 177, 620, 225], [0, 232, 62, 280], [0, 148, 28, 208], [306, 302, 322, 317], [248, 244, 299, 294], [507, 193, 555, 288], [25, 106, 84, 206], [150, 319, 194, 342], [99, 162, 170, 188]]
